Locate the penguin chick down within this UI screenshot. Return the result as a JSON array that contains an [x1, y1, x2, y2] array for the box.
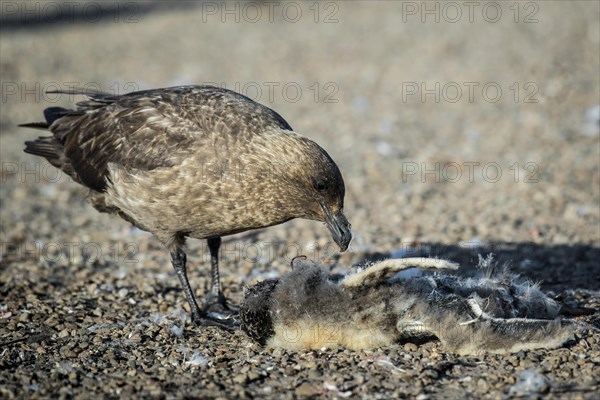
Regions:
[[240, 257, 579, 355]]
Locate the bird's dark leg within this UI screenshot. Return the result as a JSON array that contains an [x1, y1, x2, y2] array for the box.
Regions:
[[201, 237, 239, 319], [170, 247, 235, 329], [170, 248, 202, 321], [208, 237, 223, 299]]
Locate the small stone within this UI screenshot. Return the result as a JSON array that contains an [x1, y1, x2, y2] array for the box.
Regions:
[[423, 369, 438, 379], [247, 371, 261, 381], [477, 378, 488, 391], [308, 369, 322, 378], [295, 382, 320, 397], [404, 343, 418, 352]]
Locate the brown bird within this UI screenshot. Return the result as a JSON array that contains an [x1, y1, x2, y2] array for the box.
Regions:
[[240, 257, 579, 354], [21, 85, 352, 328]]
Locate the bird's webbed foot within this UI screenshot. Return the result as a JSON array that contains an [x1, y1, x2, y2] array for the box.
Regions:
[[200, 291, 240, 327], [191, 306, 239, 331]]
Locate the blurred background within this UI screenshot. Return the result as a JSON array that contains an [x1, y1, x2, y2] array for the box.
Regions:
[[1, 1, 599, 398], [1, 1, 599, 278]]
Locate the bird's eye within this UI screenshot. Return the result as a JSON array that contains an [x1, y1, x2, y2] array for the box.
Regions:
[[314, 179, 327, 192]]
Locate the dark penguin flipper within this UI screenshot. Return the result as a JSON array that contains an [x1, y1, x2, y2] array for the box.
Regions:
[[423, 296, 578, 355], [342, 258, 459, 288], [441, 317, 578, 355]]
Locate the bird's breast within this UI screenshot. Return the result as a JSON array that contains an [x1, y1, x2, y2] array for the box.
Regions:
[[103, 156, 296, 239]]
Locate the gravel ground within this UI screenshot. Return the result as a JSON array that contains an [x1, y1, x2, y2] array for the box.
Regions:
[[1, 1, 599, 398]]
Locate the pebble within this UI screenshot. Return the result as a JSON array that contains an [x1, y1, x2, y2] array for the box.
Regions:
[[295, 382, 320, 397], [404, 343, 418, 352]]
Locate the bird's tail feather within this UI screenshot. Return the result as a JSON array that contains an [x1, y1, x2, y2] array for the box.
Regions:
[[19, 122, 49, 130], [46, 88, 112, 98], [19, 106, 73, 131], [46, 89, 116, 108], [23, 136, 63, 167]]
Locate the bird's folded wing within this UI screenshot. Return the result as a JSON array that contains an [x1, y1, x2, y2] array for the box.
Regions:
[[50, 98, 201, 192], [37, 86, 294, 193]]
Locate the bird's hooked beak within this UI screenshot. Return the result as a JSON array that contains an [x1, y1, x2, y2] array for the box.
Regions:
[[322, 205, 352, 251]]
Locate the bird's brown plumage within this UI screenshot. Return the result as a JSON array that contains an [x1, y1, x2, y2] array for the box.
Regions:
[[22, 85, 352, 326]]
